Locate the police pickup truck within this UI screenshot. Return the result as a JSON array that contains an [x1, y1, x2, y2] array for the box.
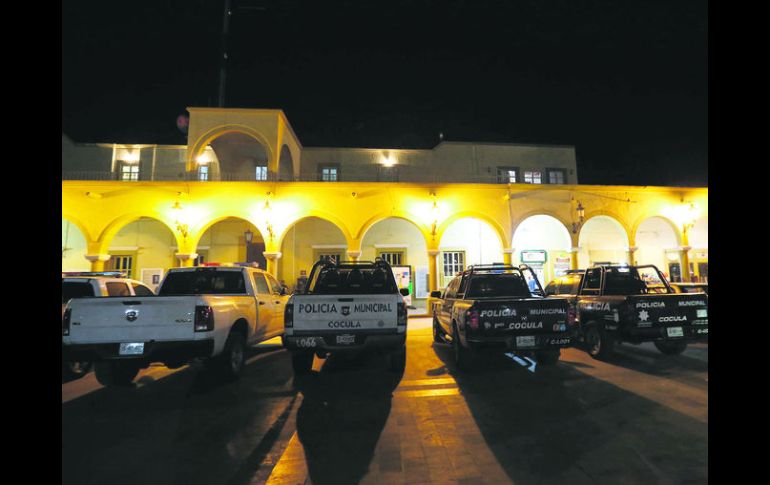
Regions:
[[544, 264, 708, 359], [430, 264, 574, 370], [283, 258, 409, 374], [62, 265, 288, 386]]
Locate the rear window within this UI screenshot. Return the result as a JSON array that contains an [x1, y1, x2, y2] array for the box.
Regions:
[[158, 270, 247, 296], [131, 283, 154, 296], [62, 281, 95, 304], [309, 267, 399, 295], [559, 275, 582, 295], [465, 274, 531, 298], [604, 268, 647, 295], [106, 282, 131, 297]]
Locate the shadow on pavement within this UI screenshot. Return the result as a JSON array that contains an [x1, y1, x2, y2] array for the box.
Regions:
[[432, 343, 708, 484], [293, 352, 404, 485]]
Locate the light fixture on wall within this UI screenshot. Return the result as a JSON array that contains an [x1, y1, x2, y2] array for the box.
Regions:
[[263, 199, 275, 242], [571, 200, 585, 234], [430, 192, 439, 238], [244, 228, 254, 245], [172, 200, 189, 240]]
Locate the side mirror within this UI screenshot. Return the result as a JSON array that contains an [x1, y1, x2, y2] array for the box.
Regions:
[[280, 287, 287, 296], [430, 290, 442, 298], [399, 288, 410, 297]]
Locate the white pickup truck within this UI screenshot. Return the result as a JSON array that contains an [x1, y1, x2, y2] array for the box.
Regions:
[[283, 259, 409, 374], [62, 266, 288, 386]]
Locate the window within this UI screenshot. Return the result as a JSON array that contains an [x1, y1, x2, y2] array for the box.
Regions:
[[108, 254, 134, 279], [547, 168, 566, 185], [252, 273, 270, 294], [497, 166, 519, 183], [198, 165, 209, 181], [265, 273, 283, 294], [319, 164, 340, 181], [316, 252, 342, 264], [558, 275, 583, 295], [523, 171, 542, 184], [378, 251, 404, 266], [255, 166, 268, 181], [106, 282, 131, 296], [582, 268, 602, 295], [442, 251, 465, 277], [118, 162, 140, 181], [377, 166, 399, 182], [62, 281, 95, 303], [131, 283, 154, 296]]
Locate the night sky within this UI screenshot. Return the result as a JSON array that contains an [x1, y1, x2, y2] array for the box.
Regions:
[[62, 0, 708, 187]]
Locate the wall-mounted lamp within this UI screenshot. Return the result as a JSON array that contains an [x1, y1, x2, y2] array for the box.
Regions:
[[430, 193, 439, 238], [571, 200, 585, 234], [263, 199, 275, 242], [244, 228, 254, 244], [172, 200, 189, 240]]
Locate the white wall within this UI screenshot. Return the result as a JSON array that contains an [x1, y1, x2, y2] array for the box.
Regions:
[[578, 216, 629, 268], [635, 217, 679, 272], [62, 219, 89, 272]]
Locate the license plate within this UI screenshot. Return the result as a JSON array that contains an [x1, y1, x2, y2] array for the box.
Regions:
[[516, 336, 535, 348], [336, 334, 356, 345], [696, 309, 708, 318], [666, 327, 684, 338], [119, 342, 144, 355]]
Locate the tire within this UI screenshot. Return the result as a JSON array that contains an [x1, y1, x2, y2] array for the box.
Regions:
[[94, 361, 140, 387], [291, 351, 314, 375], [432, 316, 444, 343], [452, 324, 474, 371], [217, 331, 246, 382], [654, 340, 687, 355], [62, 360, 93, 380], [388, 346, 407, 372], [535, 349, 561, 365], [584, 323, 615, 360]]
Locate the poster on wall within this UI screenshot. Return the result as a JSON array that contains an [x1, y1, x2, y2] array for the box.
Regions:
[[141, 268, 164, 292], [415, 266, 428, 298], [554, 255, 571, 277], [390, 265, 413, 307]]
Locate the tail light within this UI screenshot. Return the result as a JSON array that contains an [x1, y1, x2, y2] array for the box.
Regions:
[[194, 305, 215, 332], [567, 305, 577, 326], [62, 308, 71, 336], [397, 302, 407, 326], [285, 303, 294, 328], [466, 309, 479, 330]]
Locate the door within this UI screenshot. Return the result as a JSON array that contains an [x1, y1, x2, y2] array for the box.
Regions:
[[264, 273, 288, 336], [251, 272, 274, 340]]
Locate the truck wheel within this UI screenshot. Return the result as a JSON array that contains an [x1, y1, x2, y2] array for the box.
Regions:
[[62, 360, 93, 380], [388, 346, 407, 372], [94, 361, 140, 387], [535, 349, 561, 365], [452, 324, 474, 371], [432, 315, 444, 343], [291, 351, 314, 375], [218, 331, 246, 381], [585, 323, 615, 360], [654, 340, 687, 355]]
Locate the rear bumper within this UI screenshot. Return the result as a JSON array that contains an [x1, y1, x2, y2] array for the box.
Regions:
[[464, 332, 573, 352], [62, 339, 215, 363], [283, 332, 406, 353], [621, 326, 708, 344]]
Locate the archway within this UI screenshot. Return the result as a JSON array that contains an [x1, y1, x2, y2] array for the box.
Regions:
[[512, 215, 572, 286], [688, 216, 708, 282], [206, 132, 270, 181], [280, 216, 349, 293], [439, 217, 504, 288], [196, 217, 265, 269], [578, 216, 630, 268], [106, 217, 177, 290], [361, 217, 429, 312], [635, 216, 681, 279], [278, 145, 294, 181], [62, 218, 89, 272]]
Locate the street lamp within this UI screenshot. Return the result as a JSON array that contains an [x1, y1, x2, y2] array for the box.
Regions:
[[571, 200, 585, 234]]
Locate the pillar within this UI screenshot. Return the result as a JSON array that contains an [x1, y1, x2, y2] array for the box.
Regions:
[[263, 251, 282, 277], [569, 247, 579, 270], [85, 254, 111, 272], [503, 248, 514, 266], [626, 246, 638, 266], [175, 253, 198, 268], [427, 249, 440, 292], [347, 250, 362, 262], [679, 246, 692, 282]]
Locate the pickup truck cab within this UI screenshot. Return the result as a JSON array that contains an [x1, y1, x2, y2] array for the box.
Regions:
[[63, 265, 288, 386], [544, 264, 709, 359], [61, 272, 154, 379], [430, 264, 574, 370], [283, 258, 408, 374]]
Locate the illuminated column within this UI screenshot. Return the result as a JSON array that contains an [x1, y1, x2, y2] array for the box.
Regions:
[[570, 247, 580, 270], [427, 249, 440, 291], [346, 250, 362, 262], [263, 251, 282, 277], [85, 254, 111, 272], [679, 246, 692, 282], [626, 246, 638, 266], [503, 248, 514, 266], [175, 253, 198, 268]]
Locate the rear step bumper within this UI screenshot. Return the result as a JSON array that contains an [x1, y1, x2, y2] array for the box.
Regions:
[[622, 326, 708, 343], [283, 333, 405, 353], [62, 339, 215, 363], [465, 332, 572, 351]]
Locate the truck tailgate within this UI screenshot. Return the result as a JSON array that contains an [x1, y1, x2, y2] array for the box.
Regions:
[[475, 297, 570, 335], [293, 294, 400, 332], [66, 296, 198, 344], [627, 293, 708, 334]]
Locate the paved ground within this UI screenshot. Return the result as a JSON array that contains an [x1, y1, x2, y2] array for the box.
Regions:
[[62, 318, 708, 484]]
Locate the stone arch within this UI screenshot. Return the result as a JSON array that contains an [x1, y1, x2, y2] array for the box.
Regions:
[[577, 214, 631, 268], [511, 211, 573, 249], [511, 214, 573, 284], [633, 215, 682, 271], [61, 213, 93, 243], [278, 144, 294, 181], [191, 213, 264, 251], [97, 212, 181, 255], [631, 215, 682, 248], [187, 124, 275, 173], [194, 216, 265, 267], [62, 217, 90, 271], [356, 212, 432, 247], [436, 210, 508, 250], [277, 212, 354, 250], [689, 215, 708, 248], [279, 215, 351, 288]]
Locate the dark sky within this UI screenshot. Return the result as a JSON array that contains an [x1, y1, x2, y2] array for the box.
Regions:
[[62, 0, 708, 186]]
